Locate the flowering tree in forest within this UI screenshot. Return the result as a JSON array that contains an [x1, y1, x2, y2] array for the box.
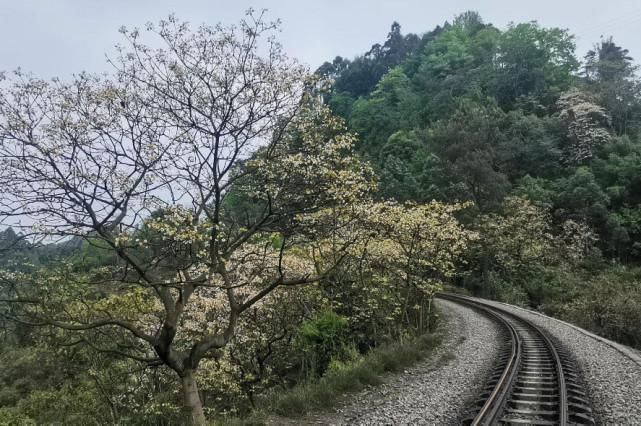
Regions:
[[558, 88, 612, 162], [308, 201, 476, 340], [0, 11, 374, 424]]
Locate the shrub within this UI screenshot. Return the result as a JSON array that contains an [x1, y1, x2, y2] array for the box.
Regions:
[[297, 311, 356, 377], [559, 267, 641, 348], [261, 331, 440, 418]]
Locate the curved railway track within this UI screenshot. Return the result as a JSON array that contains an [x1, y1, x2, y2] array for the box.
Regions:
[[437, 293, 594, 426]]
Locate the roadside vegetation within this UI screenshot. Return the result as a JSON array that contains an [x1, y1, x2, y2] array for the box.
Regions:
[[255, 331, 440, 420], [1, 8, 641, 424]]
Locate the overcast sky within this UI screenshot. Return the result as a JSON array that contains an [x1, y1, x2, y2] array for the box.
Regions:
[[2, 0, 641, 78]]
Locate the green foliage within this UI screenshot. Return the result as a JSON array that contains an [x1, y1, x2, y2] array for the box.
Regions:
[[481, 273, 530, 306], [296, 311, 355, 378], [322, 11, 641, 266], [500, 111, 564, 179], [72, 238, 118, 271], [494, 23, 578, 110], [318, 22, 428, 101], [0, 406, 34, 425], [327, 13, 589, 217], [555, 167, 610, 220], [0, 229, 82, 273], [4, 8, 641, 423], [377, 130, 435, 201], [513, 175, 557, 210], [466, 197, 555, 302], [529, 265, 641, 349], [258, 332, 439, 418], [584, 37, 641, 136], [12, 384, 104, 425], [350, 68, 419, 154], [559, 267, 641, 347], [428, 99, 511, 211]]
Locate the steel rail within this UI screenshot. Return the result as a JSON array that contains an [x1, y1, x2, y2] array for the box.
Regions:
[[438, 293, 570, 426], [471, 306, 520, 425]]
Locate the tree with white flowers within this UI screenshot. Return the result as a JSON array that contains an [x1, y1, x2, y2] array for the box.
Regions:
[[0, 11, 374, 424]]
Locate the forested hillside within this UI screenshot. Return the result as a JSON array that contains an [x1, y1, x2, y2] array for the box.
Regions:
[[1, 10, 640, 425], [318, 11, 641, 344]]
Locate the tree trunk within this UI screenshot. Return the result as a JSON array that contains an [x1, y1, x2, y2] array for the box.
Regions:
[[427, 296, 434, 332], [181, 370, 206, 425]]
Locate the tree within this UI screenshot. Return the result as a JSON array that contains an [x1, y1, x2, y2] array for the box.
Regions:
[[499, 111, 564, 179], [555, 167, 609, 223], [479, 197, 553, 273], [584, 37, 641, 136], [585, 37, 635, 81], [557, 88, 612, 162], [349, 67, 419, 153], [319, 22, 423, 103], [414, 19, 499, 122], [377, 130, 434, 202], [318, 201, 475, 342], [0, 12, 373, 424], [470, 196, 555, 304], [363, 201, 475, 332], [494, 23, 578, 110], [453, 11, 485, 33], [428, 99, 510, 211]]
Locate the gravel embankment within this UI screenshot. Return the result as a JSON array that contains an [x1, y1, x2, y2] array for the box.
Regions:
[[477, 297, 641, 425], [298, 298, 501, 425]]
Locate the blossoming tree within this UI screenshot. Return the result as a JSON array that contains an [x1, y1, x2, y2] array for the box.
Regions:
[[0, 12, 373, 424]]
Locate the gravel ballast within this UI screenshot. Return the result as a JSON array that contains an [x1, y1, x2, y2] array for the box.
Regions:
[[301, 298, 501, 425], [476, 297, 641, 425]]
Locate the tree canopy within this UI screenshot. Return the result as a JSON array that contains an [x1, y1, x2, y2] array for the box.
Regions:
[[3, 9, 641, 424]]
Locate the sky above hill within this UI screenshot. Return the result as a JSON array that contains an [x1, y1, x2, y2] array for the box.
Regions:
[[2, 0, 641, 78]]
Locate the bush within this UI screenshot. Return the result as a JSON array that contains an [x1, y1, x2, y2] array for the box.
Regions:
[[297, 311, 356, 377], [482, 273, 530, 306], [13, 383, 106, 426], [558, 267, 641, 348], [260, 332, 440, 418], [0, 406, 34, 425]]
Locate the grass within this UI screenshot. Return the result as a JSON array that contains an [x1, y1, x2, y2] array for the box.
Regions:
[[210, 310, 450, 425], [226, 332, 443, 425], [210, 332, 441, 426]]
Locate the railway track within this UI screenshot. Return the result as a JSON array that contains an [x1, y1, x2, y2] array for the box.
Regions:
[[438, 293, 594, 426]]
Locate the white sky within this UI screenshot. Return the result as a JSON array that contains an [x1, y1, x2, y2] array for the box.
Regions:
[[2, 0, 641, 78]]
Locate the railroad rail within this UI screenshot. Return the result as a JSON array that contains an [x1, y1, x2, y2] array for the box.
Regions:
[[437, 293, 594, 425]]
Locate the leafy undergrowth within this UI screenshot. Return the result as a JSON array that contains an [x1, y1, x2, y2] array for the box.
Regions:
[[215, 321, 444, 425]]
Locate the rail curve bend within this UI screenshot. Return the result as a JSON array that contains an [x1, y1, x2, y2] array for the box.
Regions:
[[437, 293, 594, 426]]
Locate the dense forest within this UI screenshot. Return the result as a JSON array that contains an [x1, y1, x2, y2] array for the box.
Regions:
[[318, 11, 641, 341], [1, 10, 640, 425]]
